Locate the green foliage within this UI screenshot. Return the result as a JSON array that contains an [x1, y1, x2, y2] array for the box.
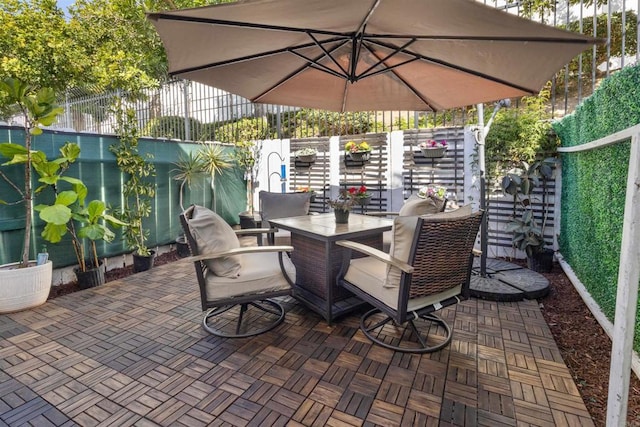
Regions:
[[561, 11, 638, 84], [485, 91, 559, 190], [553, 64, 640, 350], [144, 115, 204, 141], [0, 0, 84, 94], [0, 78, 67, 265], [110, 105, 156, 256], [501, 158, 557, 256], [205, 117, 271, 143], [279, 109, 375, 138]]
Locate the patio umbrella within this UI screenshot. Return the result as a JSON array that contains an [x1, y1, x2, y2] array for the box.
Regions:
[[147, 0, 601, 276], [147, 0, 600, 112]]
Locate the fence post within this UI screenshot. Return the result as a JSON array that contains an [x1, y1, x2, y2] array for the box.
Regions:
[[606, 132, 640, 426], [183, 80, 191, 141]]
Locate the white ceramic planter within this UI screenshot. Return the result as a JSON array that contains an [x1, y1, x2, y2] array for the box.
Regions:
[[0, 261, 53, 313]]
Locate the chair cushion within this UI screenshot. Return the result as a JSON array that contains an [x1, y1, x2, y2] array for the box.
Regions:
[[259, 191, 311, 223], [398, 194, 445, 216], [205, 251, 294, 299], [384, 205, 473, 288], [345, 257, 461, 311], [188, 205, 242, 278], [383, 194, 446, 253]]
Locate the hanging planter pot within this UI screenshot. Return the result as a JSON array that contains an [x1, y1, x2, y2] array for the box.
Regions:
[[420, 147, 447, 158], [348, 151, 371, 162]]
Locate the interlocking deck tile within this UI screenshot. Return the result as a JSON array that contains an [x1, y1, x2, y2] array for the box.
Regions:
[[0, 259, 596, 426]]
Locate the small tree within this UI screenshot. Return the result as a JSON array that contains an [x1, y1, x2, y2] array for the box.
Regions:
[[0, 78, 64, 266], [233, 140, 262, 215], [110, 105, 156, 256]]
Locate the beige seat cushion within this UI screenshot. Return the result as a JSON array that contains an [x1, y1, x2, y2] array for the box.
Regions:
[[385, 205, 473, 288], [204, 251, 295, 299], [344, 256, 461, 311], [382, 194, 446, 252], [188, 205, 242, 278], [398, 194, 445, 216]]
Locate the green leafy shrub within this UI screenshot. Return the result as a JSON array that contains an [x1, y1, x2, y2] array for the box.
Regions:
[[144, 115, 203, 141], [553, 64, 640, 349]]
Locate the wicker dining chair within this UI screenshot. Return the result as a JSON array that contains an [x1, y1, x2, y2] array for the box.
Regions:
[[180, 205, 295, 338], [337, 207, 484, 353]]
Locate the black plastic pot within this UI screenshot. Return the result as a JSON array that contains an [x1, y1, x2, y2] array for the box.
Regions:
[[176, 235, 190, 258], [527, 248, 554, 273], [133, 250, 155, 273], [75, 263, 105, 290]]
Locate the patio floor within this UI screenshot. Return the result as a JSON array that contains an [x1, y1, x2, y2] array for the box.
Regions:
[[0, 259, 594, 426]]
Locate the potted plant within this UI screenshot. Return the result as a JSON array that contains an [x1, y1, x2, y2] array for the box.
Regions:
[[419, 139, 448, 158], [234, 139, 262, 225], [0, 79, 62, 311], [349, 185, 372, 206], [328, 189, 356, 223], [295, 147, 317, 163], [344, 140, 372, 162], [502, 158, 557, 272], [110, 105, 157, 272], [39, 197, 126, 289]]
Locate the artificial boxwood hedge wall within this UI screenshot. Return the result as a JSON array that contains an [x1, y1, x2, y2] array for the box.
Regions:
[[553, 64, 640, 348], [0, 127, 245, 269]]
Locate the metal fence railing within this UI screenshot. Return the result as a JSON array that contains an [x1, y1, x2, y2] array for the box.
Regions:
[[42, 0, 638, 143]]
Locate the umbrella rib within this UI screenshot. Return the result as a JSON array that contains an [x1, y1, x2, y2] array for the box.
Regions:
[[362, 44, 438, 111], [367, 38, 539, 94], [148, 13, 350, 38], [357, 38, 417, 79], [169, 37, 345, 76], [307, 32, 349, 78], [252, 42, 347, 103], [288, 50, 348, 80], [148, 12, 601, 45]]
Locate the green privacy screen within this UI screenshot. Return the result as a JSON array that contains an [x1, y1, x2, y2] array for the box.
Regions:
[[0, 126, 246, 268]]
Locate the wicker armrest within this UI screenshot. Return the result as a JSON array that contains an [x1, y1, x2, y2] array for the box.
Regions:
[[189, 245, 293, 263], [336, 240, 414, 273]]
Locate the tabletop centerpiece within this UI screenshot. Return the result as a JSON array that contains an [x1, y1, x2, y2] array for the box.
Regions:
[[328, 190, 355, 223], [419, 139, 448, 158], [344, 140, 372, 162]]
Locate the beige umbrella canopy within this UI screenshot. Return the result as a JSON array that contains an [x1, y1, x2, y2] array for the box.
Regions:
[[148, 0, 600, 112]]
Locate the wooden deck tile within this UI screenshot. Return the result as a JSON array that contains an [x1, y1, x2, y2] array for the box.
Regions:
[[0, 260, 595, 426]]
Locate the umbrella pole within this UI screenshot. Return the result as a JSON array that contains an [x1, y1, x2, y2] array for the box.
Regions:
[[476, 99, 511, 278], [476, 104, 488, 278]]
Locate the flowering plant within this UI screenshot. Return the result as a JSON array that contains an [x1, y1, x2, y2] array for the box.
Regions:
[[295, 185, 313, 192], [328, 190, 355, 211], [417, 185, 447, 200], [344, 140, 371, 154], [419, 139, 447, 149], [348, 185, 371, 199]]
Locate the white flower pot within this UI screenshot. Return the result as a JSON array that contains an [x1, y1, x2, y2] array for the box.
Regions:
[[0, 261, 52, 313]]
